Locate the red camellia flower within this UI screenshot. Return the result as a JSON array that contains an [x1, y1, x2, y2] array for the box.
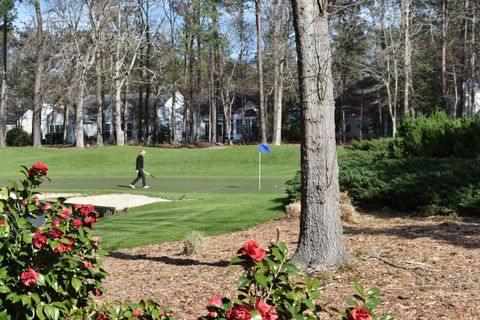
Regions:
[[348, 307, 373, 320], [21, 199, 28, 206], [95, 288, 103, 297], [207, 297, 223, 308], [53, 220, 61, 227], [92, 236, 102, 245], [81, 260, 91, 269], [20, 268, 38, 286], [241, 240, 266, 261], [72, 219, 83, 228], [84, 213, 98, 229], [28, 162, 48, 177], [49, 227, 64, 239], [54, 236, 74, 254], [78, 204, 96, 216], [41, 203, 52, 212], [33, 229, 47, 249], [57, 208, 71, 220], [132, 309, 143, 317], [254, 300, 278, 320], [226, 305, 251, 320], [97, 313, 109, 320], [0, 219, 5, 227]]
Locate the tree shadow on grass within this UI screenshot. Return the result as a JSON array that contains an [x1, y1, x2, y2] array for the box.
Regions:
[[107, 251, 230, 267], [343, 218, 480, 249]]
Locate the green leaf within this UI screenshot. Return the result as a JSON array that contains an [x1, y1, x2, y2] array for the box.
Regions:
[[36, 306, 46, 320], [20, 294, 31, 307], [0, 286, 11, 294], [367, 288, 381, 297], [71, 278, 82, 292], [230, 256, 245, 265], [253, 272, 268, 288], [381, 315, 395, 320], [236, 276, 250, 289], [354, 281, 366, 298], [44, 305, 60, 320], [364, 298, 381, 311]]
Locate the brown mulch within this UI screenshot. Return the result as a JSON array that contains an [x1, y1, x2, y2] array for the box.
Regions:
[[101, 213, 480, 319]]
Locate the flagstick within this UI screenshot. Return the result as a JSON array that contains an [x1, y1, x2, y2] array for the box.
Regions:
[[258, 151, 261, 191]]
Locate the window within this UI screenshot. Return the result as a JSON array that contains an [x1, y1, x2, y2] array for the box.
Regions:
[[236, 119, 242, 134], [49, 125, 55, 133], [104, 124, 111, 132], [126, 123, 133, 139]]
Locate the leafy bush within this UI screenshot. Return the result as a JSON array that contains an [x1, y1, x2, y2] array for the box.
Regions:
[[285, 148, 480, 215], [6, 127, 32, 146], [182, 230, 205, 255], [394, 112, 480, 158], [0, 162, 107, 319], [339, 150, 480, 215], [285, 171, 301, 202], [199, 240, 393, 320]]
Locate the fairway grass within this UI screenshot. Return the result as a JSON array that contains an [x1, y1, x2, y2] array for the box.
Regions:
[[0, 145, 300, 250]]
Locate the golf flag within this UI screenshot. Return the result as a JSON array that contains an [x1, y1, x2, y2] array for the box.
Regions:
[[258, 144, 272, 190], [259, 143, 272, 153]]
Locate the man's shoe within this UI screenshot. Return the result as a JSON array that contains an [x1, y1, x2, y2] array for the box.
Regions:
[[143, 185, 150, 189], [129, 184, 135, 189]]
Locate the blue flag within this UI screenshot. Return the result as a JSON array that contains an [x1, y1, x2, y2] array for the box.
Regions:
[[259, 144, 272, 153]]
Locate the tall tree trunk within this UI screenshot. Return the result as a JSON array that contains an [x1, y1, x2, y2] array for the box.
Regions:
[[211, 0, 220, 143], [271, 0, 279, 145], [402, 0, 412, 116], [95, 49, 104, 146], [33, 0, 44, 147], [255, 0, 267, 144], [75, 79, 86, 148], [114, 78, 125, 146], [0, 12, 8, 148], [469, 5, 476, 115], [458, 0, 469, 117], [62, 100, 69, 147], [291, 0, 349, 268], [441, 0, 448, 110], [171, 90, 177, 143]]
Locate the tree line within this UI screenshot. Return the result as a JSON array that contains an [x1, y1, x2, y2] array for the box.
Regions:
[[0, 0, 478, 148]]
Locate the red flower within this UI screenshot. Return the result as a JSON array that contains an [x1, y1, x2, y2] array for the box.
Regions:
[[49, 227, 64, 239], [254, 300, 278, 320], [54, 236, 74, 254], [0, 219, 5, 227], [21, 199, 28, 206], [92, 236, 102, 245], [57, 208, 71, 220], [226, 305, 251, 320], [72, 219, 83, 228], [77, 204, 96, 216], [33, 229, 47, 249], [42, 203, 52, 212], [132, 309, 143, 317], [28, 162, 48, 177], [348, 307, 373, 320], [53, 220, 60, 227], [81, 260, 91, 269], [208, 311, 218, 318], [95, 288, 103, 296], [97, 313, 109, 320], [208, 296, 223, 308], [84, 213, 98, 229], [21, 268, 38, 286], [241, 240, 266, 261]]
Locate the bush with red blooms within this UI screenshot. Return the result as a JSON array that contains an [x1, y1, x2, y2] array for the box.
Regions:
[[0, 163, 107, 319], [199, 240, 394, 320]]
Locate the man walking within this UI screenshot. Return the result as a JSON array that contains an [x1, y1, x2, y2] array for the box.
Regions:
[[130, 149, 149, 189]]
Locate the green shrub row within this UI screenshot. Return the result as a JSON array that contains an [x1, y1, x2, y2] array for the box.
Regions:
[[6, 127, 32, 146], [286, 147, 480, 215], [394, 112, 480, 159]]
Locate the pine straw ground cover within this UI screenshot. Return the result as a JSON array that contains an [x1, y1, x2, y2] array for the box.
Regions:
[[101, 213, 480, 319]]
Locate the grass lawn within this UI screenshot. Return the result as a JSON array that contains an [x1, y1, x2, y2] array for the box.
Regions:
[[0, 145, 299, 250]]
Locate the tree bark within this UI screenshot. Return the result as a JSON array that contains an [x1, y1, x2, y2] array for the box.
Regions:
[[402, 0, 412, 116], [0, 11, 8, 148], [441, 0, 448, 109], [95, 48, 104, 147], [255, 0, 267, 144], [33, 0, 44, 147], [75, 80, 86, 148], [291, 0, 349, 268]]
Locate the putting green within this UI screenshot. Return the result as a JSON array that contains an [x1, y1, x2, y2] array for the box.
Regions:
[[0, 146, 300, 250]]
